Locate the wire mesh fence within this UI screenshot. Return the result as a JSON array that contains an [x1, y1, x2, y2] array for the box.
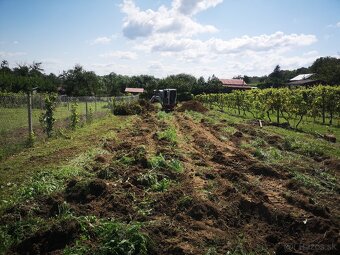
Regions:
[[0, 93, 139, 160]]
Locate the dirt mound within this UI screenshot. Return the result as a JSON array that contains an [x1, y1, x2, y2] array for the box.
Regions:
[[323, 159, 340, 171], [187, 201, 220, 220], [65, 179, 108, 203], [15, 219, 80, 255], [177, 100, 208, 113], [248, 163, 281, 178]]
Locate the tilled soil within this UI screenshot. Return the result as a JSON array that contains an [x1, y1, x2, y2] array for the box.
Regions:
[[2, 111, 339, 255]]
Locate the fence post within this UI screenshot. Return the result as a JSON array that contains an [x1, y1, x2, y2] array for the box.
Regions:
[[27, 91, 33, 137], [85, 100, 88, 119]]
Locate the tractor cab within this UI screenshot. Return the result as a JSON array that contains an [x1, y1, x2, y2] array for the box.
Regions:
[[150, 89, 177, 111]]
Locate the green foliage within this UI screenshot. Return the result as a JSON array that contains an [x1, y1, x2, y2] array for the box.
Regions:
[[195, 85, 340, 128], [137, 171, 171, 192], [152, 178, 171, 192], [87, 105, 94, 124], [119, 156, 135, 165], [93, 220, 149, 255], [70, 102, 80, 129], [148, 154, 184, 173], [0, 217, 44, 254], [39, 94, 57, 137], [157, 126, 177, 144], [113, 100, 142, 115]]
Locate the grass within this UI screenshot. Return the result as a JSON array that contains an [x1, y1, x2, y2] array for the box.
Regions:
[[148, 154, 183, 173], [65, 218, 149, 255], [0, 101, 109, 134], [157, 126, 178, 144], [0, 115, 135, 206], [1, 148, 106, 211], [0, 102, 110, 160]]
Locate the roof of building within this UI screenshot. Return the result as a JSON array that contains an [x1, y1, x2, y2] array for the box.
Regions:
[[219, 79, 251, 89], [125, 88, 144, 93], [287, 79, 322, 86], [290, 73, 314, 81], [220, 79, 247, 85]]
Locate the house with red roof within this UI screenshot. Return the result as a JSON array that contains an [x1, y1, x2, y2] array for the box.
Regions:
[[219, 79, 251, 90], [124, 87, 144, 94]]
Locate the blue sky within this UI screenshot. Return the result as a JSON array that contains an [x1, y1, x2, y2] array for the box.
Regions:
[[0, 0, 339, 78]]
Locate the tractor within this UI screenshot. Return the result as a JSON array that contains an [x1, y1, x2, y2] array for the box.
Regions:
[[150, 89, 177, 112]]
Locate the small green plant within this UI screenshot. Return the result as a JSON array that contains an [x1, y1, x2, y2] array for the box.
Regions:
[[70, 102, 80, 129], [167, 158, 184, 173], [148, 154, 183, 173], [137, 171, 158, 187], [205, 247, 218, 255], [0, 217, 44, 254], [157, 126, 177, 144], [148, 154, 168, 169], [93, 220, 149, 255], [137, 171, 170, 192], [39, 94, 57, 137], [18, 171, 62, 199], [57, 201, 72, 217], [87, 106, 94, 124], [152, 178, 171, 192], [118, 156, 135, 165], [253, 148, 266, 159], [178, 195, 193, 209]]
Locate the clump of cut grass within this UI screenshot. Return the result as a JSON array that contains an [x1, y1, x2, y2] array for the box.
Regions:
[[157, 126, 177, 144], [148, 154, 183, 173], [92, 220, 149, 255], [118, 156, 135, 165], [0, 217, 44, 254], [152, 178, 171, 192], [178, 195, 193, 209], [137, 171, 171, 192]]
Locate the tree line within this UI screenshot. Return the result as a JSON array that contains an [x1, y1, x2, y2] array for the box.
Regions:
[[240, 57, 340, 88], [1, 57, 339, 98]]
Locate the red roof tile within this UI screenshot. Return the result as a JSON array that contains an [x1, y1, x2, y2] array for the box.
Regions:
[[125, 88, 144, 93], [219, 79, 247, 86]]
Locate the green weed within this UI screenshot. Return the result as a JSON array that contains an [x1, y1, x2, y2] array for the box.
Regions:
[[157, 126, 177, 144], [93, 220, 149, 255], [152, 178, 171, 192]]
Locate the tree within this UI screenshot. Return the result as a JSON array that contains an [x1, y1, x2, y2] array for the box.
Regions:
[[61, 65, 100, 96], [310, 57, 340, 85]]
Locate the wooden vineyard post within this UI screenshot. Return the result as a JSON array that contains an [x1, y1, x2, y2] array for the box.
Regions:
[[27, 91, 34, 144], [85, 100, 88, 120]]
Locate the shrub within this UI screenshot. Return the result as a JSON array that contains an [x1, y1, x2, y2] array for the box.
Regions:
[[70, 102, 80, 129], [39, 94, 57, 137], [113, 101, 142, 115]]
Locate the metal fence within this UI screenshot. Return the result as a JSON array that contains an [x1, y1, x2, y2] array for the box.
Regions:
[[0, 93, 139, 160]]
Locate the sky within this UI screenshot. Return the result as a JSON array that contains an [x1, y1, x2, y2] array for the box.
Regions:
[[0, 0, 339, 78]]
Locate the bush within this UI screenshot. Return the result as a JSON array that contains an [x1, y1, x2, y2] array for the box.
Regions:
[[113, 101, 142, 115]]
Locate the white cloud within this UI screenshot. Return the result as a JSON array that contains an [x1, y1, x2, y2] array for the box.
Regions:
[[91, 36, 112, 45], [0, 51, 26, 57], [326, 21, 340, 28], [99, 50, 137, 60], [13, 41, 19, 44], [172, 0, 223, 16], [120, 0, 219, 39], [137, 32, 317, 62]]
